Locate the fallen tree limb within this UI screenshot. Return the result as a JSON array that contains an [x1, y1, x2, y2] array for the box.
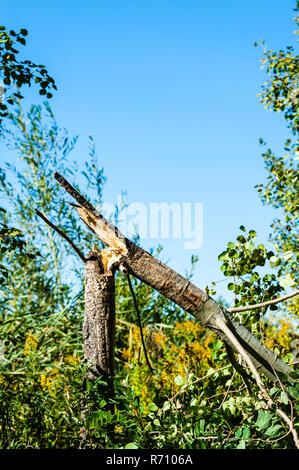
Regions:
[[54, 171, 295, 384]]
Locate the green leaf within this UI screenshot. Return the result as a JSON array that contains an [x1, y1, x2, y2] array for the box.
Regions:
[[162, 401, 171, 411], [237, 235, 246, 243], [170, 424, 178, 437], [250, 272, 259, 283], [288, 385, 299, 400], [255, 410, 272, 430], [279, 274, 295, 288], [236, 440, 246, 449], [265, 423, 283, 438], [241, 397, 252, 406], [270, 256, 281, 267], [218, 251, 227, 261], [280, 392, 288, 405], [245, 241, 255, 251], [125, 443, 138, 449], [174, 375, 184, 386], [149, 403, 158, 412], [16, 37, 25, 45]]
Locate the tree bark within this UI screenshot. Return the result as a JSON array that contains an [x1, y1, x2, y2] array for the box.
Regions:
[[80, 247, 115, 448], [83, 248, 115, 380], [55, 172, 295, 384]]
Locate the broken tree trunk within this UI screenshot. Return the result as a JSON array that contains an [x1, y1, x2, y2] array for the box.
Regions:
[[83, 247, 115, 381], [54, 172, 295, 384], [81, 246, 115, 448]]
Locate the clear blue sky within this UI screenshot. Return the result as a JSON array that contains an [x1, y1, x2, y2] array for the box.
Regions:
[[1, 0, 297, 303]]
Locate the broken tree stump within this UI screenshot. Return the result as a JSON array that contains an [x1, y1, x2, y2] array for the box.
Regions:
[[80, 246, 116, 448], [83, 247, 115, 381]]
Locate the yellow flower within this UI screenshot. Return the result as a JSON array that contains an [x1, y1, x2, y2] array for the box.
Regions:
[[64, 353, 81, 366], [40, 371, 56, 395], [24, 332, 38, 356]]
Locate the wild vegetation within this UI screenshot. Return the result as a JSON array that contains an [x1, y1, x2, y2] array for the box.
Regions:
[[0, 3, 298, 449]]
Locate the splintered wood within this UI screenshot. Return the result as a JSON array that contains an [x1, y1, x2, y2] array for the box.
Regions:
[[77, 206, 127, 272], [77, 206, 127, 254]]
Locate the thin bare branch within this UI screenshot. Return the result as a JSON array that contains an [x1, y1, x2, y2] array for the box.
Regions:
[[228, 290, 299, 313], [35, 209, 86, 263], [126, 273, 154, 374]]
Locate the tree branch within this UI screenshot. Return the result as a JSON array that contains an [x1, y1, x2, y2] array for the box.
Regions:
[[35, 209, 86, 263], [126, 273, 154, 374], [228, 290, 299, 313]]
